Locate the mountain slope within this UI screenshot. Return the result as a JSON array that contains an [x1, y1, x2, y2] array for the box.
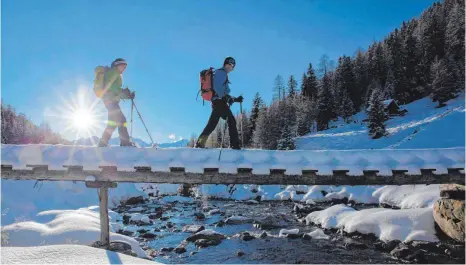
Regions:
[[296, 94, 465, 150]]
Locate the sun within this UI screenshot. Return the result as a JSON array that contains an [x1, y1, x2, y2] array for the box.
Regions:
[[72, 108, 95, 130]]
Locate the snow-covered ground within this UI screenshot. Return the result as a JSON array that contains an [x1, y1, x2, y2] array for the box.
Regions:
[[305, 204, 438, 242], [1, 206, 148, 259], [1, 245, 158, 264], [296, 93, 465, 150]]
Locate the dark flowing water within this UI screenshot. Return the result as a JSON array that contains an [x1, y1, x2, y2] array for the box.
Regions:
[[112, 198, 464, 264]]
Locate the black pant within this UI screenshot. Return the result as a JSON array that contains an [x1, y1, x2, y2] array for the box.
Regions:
[[197, 99, 239, 148], [98, 100, 130, 146]]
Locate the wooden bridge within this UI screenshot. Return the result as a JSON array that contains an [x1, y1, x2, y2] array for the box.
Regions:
[[2, 144, 465, 248]]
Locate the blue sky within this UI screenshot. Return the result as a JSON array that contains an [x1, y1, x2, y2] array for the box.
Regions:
[[2, 0, 437, 143]]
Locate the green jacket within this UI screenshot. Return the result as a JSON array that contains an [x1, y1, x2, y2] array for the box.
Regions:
[[103, 67, 130, 102]]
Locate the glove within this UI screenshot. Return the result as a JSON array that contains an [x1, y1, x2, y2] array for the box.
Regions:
[[226, 96, 235, 106], [234, 95, 244, 103]]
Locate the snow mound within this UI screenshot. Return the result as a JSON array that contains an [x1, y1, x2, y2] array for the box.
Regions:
[[305, 204, 438, 242], [1, 207, 148, 259], [1, 244, 159, 264], [373, 185, 440, 208], [279, 228, 300, 237], [306, 229, 330, 240]]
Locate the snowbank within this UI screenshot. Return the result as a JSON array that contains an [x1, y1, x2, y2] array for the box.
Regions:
[[1, 179, 147, 225], [305, 204, 438, 242], [1, 245, 158, 264], [373, 185, 440, 208], [1, 207, 148, 259]]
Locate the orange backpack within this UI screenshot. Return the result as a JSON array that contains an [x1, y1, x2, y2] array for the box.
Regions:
[[198, 67, 216, 102]]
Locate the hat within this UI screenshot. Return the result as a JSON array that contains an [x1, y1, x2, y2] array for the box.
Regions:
[[223, 57, 236, 66], [111, 58, 127, 67]]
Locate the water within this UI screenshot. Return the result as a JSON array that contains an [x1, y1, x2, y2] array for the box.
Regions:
[[114, 199, 403, 264]]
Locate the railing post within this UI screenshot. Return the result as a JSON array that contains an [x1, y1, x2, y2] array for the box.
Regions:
[[99, 187, 110, 248]]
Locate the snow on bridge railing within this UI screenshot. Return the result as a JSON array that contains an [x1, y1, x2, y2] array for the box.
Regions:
[[1, 144, 464, 185]]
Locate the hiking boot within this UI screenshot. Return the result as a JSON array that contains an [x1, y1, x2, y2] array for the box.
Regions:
[[120, 142, 136, 147], [230, 145, 241, 150], [97, 142, 108, 147]]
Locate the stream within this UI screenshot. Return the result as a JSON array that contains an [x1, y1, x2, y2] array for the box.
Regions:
[[112, 196, 465, 264]]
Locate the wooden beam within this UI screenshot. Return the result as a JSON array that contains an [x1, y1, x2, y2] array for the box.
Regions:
[[1, 165, 464, 185], [85, 181, 118, 189], [99, 187, 110, 248]]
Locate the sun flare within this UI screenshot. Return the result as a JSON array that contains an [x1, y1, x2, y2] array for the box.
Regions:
[[72, 108, 95, 130]]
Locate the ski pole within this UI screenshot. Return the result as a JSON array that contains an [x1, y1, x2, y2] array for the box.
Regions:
[[130, 100, 134, 139], [131, 99, 155, 147], [240, 101, 244, 148], [218, 117, 228, 161]]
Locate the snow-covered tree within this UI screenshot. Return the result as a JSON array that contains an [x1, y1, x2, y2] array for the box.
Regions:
[[277, 124, 296, 150], [431, 57, 456, 107], [367, 88, 387, 139]]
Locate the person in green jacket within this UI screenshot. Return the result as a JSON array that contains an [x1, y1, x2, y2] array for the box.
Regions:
[[97, 58, 135, 147]]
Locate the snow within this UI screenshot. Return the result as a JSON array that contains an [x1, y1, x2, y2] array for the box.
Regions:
[[1, 207, 149, 259], [194, 229, 225, 237], [85, 175, 96, 181], [306, 229, 330, 240], [2, 144, 463, 177], [161, 195, 193, 203], [297, 93, 465, 150], [279, 228, 300, 237], [1, 244, 158, 264], [305, 204, 438, 242], [373, 185, 440, 209], [1, 179, 148, 225], [129, 213, 150, 224]]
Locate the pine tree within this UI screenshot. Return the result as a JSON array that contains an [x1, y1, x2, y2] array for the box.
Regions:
[[341, 90, 354, 123], [248, 92, 264, 144], [273, 75, 285, 102], [252, 106, 269, 149], [277, 124, 296, 150], [445, 1, 465, 90], [287, 75, 298, 98], [367, 88, 387, 139], [188, 133, 197, 147], [296, 96, 313, 136], [431, 57, 456, 107], [317, 73, 333, 131], [353, 49, 369, 111]]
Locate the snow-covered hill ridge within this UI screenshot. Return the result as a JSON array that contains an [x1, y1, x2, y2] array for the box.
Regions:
[[296, 94, 465, 150], [2, 144, 464, 176]]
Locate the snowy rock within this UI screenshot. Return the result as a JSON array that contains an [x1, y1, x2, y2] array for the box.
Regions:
[[194, 212, 206, 220], [208, 209, 221, 215], [125, 196, 145, 205], [305, 199, 316, 205], [259, 231, 268, 238], [245, 200, 259, 205], [305, 204, 439, 242], [128, 206, 145, 212], [253, 215, 285, 229], [174, 246, 186, 254], [440, 184, 465, 200], [140, 233, 157, 239], [186, 229, 226, 242], [129, 214, 151, 225], [237, 250, 245, 256], [194, 238, 221, 248], [279, 229, 300, 238], [433, 198, 465, 243], [148, 212, 162, 219], [304, 229, 329, 240], [160, 247, 174, 252], [238, 232, 255, 241], [182, 225, 205, 233], [225, 215, 254, 224]]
